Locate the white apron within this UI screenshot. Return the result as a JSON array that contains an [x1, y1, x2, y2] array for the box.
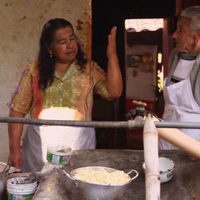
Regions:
[[22, 108, 95, 172], [159, 78, 200, 149]]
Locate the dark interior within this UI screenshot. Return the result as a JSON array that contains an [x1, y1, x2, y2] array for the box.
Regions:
[[92, 0, 176, 149]]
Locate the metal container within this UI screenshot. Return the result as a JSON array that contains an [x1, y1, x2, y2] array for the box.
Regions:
[[63, 166, 139, 200], [143, 157, 175, 183]]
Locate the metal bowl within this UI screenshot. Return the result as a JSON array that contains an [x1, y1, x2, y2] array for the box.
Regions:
[[143, 157, 175, 183], [63, 166, 138, 200]]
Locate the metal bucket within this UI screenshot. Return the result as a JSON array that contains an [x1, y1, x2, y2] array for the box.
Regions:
[[63, 166, 139, 200]]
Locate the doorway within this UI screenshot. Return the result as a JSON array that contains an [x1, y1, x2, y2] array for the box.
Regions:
[[92, 0, 175, 149]]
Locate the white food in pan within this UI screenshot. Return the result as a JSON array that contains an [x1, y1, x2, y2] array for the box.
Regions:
[[73, 167, 131, 185]]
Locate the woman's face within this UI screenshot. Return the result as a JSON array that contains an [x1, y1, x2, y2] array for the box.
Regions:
[[48, 26, 78, 64], [172, 16, 197, 53]]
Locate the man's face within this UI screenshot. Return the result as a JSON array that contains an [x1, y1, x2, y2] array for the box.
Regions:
[[173, 16, 197, 53]]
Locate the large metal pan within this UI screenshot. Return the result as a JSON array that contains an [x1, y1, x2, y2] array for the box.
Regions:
[[63, 166, 139, 200]]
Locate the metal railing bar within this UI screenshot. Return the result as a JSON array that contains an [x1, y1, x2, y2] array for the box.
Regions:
[[0, 116, 200, 129]]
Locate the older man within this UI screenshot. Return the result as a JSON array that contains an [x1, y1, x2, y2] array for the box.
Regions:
[[159, 6, 200, 149]]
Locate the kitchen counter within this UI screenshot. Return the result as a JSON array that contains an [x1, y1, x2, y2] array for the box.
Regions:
[[33, 149, 200, 200]]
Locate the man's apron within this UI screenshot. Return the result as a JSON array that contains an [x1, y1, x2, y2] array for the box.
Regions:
[[22, 108, 95, 172], [159, 78, 200, 149]]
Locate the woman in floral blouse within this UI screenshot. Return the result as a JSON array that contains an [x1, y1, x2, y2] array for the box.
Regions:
[[8, 18, 122, 172]]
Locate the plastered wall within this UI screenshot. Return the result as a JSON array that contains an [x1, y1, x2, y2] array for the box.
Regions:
[[0, 0, 91, 162]]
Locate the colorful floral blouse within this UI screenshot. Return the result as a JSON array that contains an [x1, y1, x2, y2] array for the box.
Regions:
[[8, 61, 110, 120]]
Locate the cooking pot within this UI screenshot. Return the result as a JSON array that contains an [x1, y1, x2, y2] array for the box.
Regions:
[[63, 166, 139, 200]]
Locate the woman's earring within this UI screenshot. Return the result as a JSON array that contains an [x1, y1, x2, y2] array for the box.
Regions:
[[49, 54, 53, 58]]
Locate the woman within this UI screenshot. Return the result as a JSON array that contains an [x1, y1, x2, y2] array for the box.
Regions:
[[8, 18, 122, 172], [159, 6, 200, 150]]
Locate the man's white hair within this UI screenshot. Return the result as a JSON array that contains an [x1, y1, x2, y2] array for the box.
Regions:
[[181, 5, 200, 31]]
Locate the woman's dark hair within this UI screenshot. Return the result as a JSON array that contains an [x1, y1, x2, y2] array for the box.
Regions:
[[38, 18, 87, 90]]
